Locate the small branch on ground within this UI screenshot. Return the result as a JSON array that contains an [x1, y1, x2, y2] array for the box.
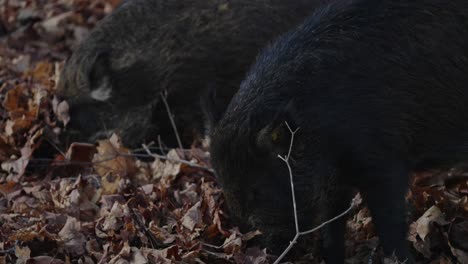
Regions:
[[157, 135, 167, 155], [141, 144, 214, 173], [160, 90, 184, 151], [129, 205, 163, 249], [27, 147, 214, 173], [273, 122, 358, 264], [45, 137, 66, 157]]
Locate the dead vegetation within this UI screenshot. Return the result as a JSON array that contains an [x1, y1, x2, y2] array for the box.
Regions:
[[0, 1, 467, 263]]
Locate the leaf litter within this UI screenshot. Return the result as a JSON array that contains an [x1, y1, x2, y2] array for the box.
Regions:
[[0, 0, 467, 263]]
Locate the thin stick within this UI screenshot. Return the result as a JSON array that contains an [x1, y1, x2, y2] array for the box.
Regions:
[[160, 90, 184, 151], [158, 135, 167, 155], [299, 197, 358, 236], [141, 144, 214, 173], [45, 138, 66, 157], [277, 121, 300, 233], [274, 233, 300, 264], [273, 122, 357, 264], [26, 149, 213, 173]]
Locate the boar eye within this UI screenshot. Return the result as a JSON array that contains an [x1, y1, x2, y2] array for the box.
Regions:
[[271, 130, 280, 142], [257, 122, 290, 156]]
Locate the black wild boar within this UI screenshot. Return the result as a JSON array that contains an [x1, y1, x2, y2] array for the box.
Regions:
[[210, 0, 468, 262], [57, 0, 325, 148]]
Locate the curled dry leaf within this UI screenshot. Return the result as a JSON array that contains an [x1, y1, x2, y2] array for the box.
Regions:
[[12, 55, 31, 73], [65, 142, 96, 163], [29, 62, 55, 86], [148, 222, 177, 245], [152, 149, 181, 183], [233, 247, 269, 264], [102, 202, 127, 232], [58, 217, 86, 256], [175, 182, 199, 205], [108, 241, 131, 264], [15, 245, 31, 264], [3, 85, 27, 113], [39, 12, 73, 35], [448, 220, 468, 263], [140, 245, 179, 263], [182, 201, 203, 231], [414, 206, 447, 241], [56, 100, 70, 127], [1, 129, 40, 181], [93, 134, 137, 194], [52, 96, 71, 127]]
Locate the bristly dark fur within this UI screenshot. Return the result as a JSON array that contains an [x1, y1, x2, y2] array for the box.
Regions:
[[57, 0, 326, 148], [211, 0, 468, 262]]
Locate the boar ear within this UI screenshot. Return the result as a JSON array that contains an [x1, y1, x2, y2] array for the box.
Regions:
[[88, 50, 113, 101], [256, 100, 300, 155]]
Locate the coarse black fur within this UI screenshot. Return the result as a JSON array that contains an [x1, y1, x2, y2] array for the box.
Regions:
[[57, 0, 325, 148], [210, 0, 468, 262]]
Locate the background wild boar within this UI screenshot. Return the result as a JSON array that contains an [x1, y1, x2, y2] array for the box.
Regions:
[[57, 0, 325, 148]]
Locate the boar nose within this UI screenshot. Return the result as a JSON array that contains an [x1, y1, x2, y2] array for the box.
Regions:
[[64, 96, 107, 134]]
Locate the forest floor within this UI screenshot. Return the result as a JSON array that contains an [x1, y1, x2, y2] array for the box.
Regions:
[[0, 1, 467, 263]]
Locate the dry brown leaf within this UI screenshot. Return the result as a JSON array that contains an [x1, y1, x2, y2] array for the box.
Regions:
[[234, 247, 268, 264], [102, 202, 126, 232], [152, 149, 181, 183], [242, 230, 263, 242], [140, 246, 179, 263], [12, 55, 31, 73], [5, 115, 35, 136], [93, 134, 137, 194], [182, 201, 203, 231], [448, 220, 468, 263], [65, 142, 96, 163], [414, 206, 446, 241], [58, 217, 86, 256], [0, 181, 21, 196], [148, 222, 177, 245], [449, 245, 468, 264], [130, 247, 148, 263], [2, 85, 27, 112], [108, 242, 131, 264], [1, 137, 34, 181], [56, 100, 70, 127], [39, 12, 73, 35], [15, 245, 31, 264]]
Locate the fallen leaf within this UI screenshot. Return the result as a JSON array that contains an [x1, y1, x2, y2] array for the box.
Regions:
[[182, 201, 203, 231], [414, 206, 445, 241], [15, 245, 31, 264], [58, 217, 86, 256]]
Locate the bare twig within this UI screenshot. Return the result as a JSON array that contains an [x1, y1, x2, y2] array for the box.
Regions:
[[277, 122, 300, 233], [130, 206, 163, 249], [27, 148, 214, 173], [160, 90, 184, 151], [157, 135, 167, 155], [200, 239, 237, 250], [45, 137, 66, 157], [141, 144, 214, 173], [299, 199, 357, 236], [274, 122, 357, 264]]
